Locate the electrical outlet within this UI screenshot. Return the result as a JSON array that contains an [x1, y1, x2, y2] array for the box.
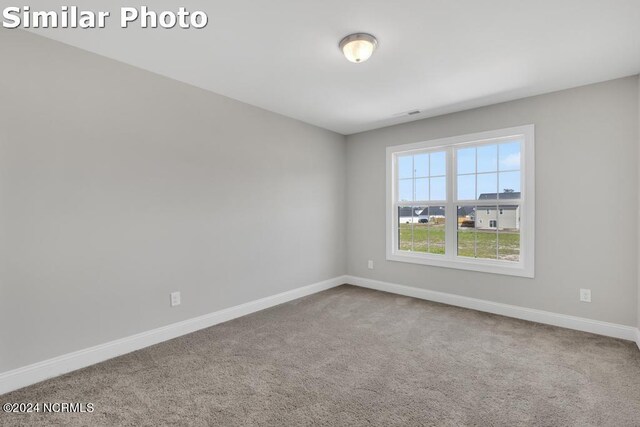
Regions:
[[579, 289, 591, 303], [170, 291, 181, 307], [367, 260, 374, 269]]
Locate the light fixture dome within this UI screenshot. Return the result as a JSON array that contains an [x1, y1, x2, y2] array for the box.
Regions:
[[339, 33, 378, 63]]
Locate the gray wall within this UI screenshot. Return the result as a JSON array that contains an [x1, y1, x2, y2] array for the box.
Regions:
[[0, 30, 347, 372], [1, 30, 637, 376], [638, 74, 640, 332], [347, 76, 639, 327]]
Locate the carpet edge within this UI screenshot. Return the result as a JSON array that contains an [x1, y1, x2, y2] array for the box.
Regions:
[[346, 275, 639, 344], [0, 275, 348, 395]]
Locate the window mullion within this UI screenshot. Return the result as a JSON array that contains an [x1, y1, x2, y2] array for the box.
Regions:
[[445, 147, 456, 258]]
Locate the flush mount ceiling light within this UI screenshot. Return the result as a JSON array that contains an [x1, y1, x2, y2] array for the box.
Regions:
[[339, 33, 378, 63]]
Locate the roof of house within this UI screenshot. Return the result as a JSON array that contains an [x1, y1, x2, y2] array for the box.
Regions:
[[477, 205, 518, 211], [457, 206, 476, 216], [478, 191, 521, 200], [399, 196, 519, 218], [398, 207, 419, 217], [419, 207, 445, 216], [398, 206, 445, 217], [458, 206, 518, 216]]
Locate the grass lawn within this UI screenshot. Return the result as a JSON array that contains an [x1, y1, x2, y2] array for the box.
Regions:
[[399, 223, 445, 254], [399, 223, 520, 261]]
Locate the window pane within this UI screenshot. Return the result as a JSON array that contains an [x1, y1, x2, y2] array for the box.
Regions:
[[430, 151, 446, 176], [409, 206, 446, 255], [427, 206, 446, 255], [430, 176, 446, 201], [498, 171, 521, 196], [398, 206, 414, 251], [499, 141, 521, 171], [457, 205, 498, 259], [475, 205, 498, 259], [476, 230, 498, 259], [457, 206, 476, 257], [457, 147, 475, 175], [457, 174, 475, 200], [477, 144, 498, 173], [413, 206, 428, 252], [415, 178, 429, 201], [398, 155, 413, 179], [414, 153, 429, 178], [477, 173, 498, 199], [398, 179, 413, 202], [498, 205, 520, 262], [392, 129, 530, 274]]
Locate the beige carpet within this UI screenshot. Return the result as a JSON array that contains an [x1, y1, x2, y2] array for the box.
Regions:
[[2, 285, 640, 426]]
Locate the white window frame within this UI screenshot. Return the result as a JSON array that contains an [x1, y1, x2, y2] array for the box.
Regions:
[[386, 125, 535, 278]]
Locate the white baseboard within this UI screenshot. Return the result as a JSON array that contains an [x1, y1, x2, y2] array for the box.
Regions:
[[2, 275, 636, 395], [346, 275, 639, 342], [0, 275, 347, 395]]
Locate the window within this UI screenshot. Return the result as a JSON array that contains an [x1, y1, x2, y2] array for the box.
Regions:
[[386, 125, 534, 277]]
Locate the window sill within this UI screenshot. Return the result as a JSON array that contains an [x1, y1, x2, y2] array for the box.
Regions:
[[387, 251, 534, 278]]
